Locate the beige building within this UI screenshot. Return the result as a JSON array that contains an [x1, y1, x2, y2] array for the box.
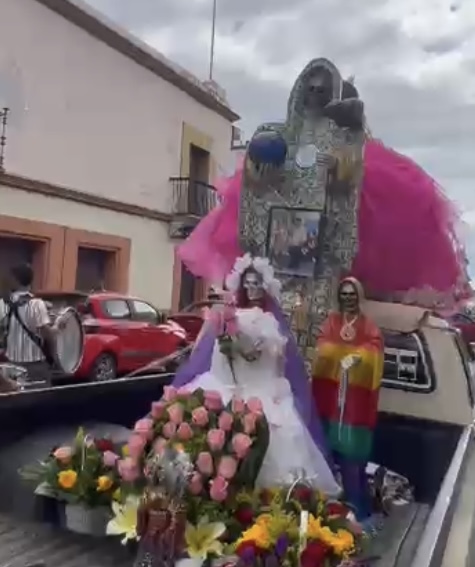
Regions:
[[0, 0, 239, 310]]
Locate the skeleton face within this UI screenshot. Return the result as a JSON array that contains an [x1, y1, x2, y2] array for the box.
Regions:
[[243, 270, 264, 302], [339, 282, 359, 313], [304, 68, 333, 109]]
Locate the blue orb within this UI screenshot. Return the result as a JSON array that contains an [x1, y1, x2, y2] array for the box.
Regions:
[[248, 131, 287, 167]]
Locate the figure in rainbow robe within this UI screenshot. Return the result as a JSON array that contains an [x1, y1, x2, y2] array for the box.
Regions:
[[312, 276, 383, 520]]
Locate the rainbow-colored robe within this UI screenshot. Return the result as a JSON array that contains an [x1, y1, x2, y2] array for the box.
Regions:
[[312, 311, 384, 462]]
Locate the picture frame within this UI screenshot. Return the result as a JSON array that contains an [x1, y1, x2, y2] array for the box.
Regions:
[[266, 206, 323, 278]]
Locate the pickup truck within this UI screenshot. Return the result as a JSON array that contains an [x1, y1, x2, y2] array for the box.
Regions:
[[0, 300, 473, 567]]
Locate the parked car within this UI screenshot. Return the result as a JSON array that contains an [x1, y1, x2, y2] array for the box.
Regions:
[[168, 290, 225, 342], [36, 291, 188, 381], [446, 311, 475, 355]]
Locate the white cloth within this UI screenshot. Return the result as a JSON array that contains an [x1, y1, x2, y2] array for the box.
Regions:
[[186, 307, 340, 496]]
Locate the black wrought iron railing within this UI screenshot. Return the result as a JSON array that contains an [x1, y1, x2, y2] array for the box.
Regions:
[[170, 177, 218, 217]]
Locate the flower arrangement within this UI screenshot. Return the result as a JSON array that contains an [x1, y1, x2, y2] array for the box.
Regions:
[[20, 427, 122, 507], [231, 485, 364, 567], [118, 386, 270, 524]]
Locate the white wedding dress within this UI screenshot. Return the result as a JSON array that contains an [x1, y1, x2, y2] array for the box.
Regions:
[[186, 307, 340, 495]]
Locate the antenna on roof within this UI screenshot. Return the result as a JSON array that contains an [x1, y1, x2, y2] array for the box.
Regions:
[[209, 0, 217, 80]]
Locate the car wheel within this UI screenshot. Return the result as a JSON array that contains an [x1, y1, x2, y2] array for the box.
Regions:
[[90, 353, 117, 381]]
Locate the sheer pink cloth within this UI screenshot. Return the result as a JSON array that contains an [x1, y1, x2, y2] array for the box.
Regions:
[[177, 140, 470, 309]]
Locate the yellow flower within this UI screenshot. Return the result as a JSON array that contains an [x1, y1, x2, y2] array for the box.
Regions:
[[173, 443, 185, 453], [106, 495, 140, 544], [57, 470, 77, 490], [306, 515, 355, 557], [97, 475, 113, 492], [331, 529, 355, 556], [185, 519, 226, 559], [236, 523, 271, 550]]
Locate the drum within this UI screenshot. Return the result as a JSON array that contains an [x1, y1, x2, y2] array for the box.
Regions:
[[52, 306, 84, 375]]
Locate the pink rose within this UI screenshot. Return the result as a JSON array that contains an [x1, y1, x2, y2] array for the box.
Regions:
[[231, 396, 246, 414], [162, 421, 177, 439], [209, 475, 229, 502], [242, 412, 257, 435], [192, 406, 209, 427], [225, 318, 239, 336], [217, 456, 238, 480], [53, 446, 73, 464], [177, 387, 191, 398], [218, 411, 234, 432], [103, 450, 119, 468], [134, 418, 154, 440], [246, 397, 264, 415], [204, 390, 223, 411], [151, 400, 167, 419], [167, 402, 184, 425], [232, 433, 253, 459], [177, 422, 194, 441], [188, 472, 203, 495], [196, 451, 214, 476], [153, 437, 167, 455], [162, 385, 178, 402], [207, 428, 226, 452], [118, 457, 140, 482], [128, 433, 147, 459]]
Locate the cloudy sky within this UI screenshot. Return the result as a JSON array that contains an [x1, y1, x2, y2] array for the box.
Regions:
[[89, 0, 475, 265]]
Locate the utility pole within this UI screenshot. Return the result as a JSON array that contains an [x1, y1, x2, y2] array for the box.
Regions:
[[209, 0, 217, 80]]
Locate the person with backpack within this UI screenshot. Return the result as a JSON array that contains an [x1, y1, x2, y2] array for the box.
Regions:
[[0, 263, 55, 382]]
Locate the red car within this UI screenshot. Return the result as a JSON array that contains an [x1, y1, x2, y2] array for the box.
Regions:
[[447, 311, 475, 351], [38, 291, 188, 381]]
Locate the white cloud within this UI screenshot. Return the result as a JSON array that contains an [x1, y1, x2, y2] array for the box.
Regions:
[[89, 0, 475, 263]]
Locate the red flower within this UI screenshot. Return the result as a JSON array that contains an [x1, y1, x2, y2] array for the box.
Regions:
[[326, 501, 349, 517], [300, 541, 329, 567], [234, 504, 255, 526], [293, 486, 313, 504], [95, 438, 115, 452]]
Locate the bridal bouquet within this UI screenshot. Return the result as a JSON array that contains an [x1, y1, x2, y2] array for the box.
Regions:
[[117, 387, 270, 523]]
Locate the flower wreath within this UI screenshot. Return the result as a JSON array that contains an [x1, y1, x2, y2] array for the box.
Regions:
[[225, 253, 282, 300]]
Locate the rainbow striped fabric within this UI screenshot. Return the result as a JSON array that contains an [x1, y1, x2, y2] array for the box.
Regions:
[[312, 312, 384, 461]]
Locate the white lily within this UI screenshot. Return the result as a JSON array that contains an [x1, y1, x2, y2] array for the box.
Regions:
[[106, 495, 141, 544], [185, 518, 226, 559]]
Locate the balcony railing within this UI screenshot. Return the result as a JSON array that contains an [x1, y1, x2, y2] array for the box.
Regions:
[[170, 177, 218, 217]]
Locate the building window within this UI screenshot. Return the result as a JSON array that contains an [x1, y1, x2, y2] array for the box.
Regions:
[[0, 236, 39, 292], [75, 247, 114, 292]]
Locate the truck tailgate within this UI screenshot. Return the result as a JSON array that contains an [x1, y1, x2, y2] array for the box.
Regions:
[[0, 514, 130, 567]]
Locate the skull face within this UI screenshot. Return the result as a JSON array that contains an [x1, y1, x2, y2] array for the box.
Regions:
[[242, 270, 264, 302], [304, 68, 334, 109], [339, 282, 359, 314]]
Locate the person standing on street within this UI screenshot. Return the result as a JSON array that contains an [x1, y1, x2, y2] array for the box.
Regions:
[[0, 263, 54, 382]]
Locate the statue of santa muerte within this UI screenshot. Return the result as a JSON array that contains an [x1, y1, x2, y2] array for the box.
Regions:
[[117, 57, 471, 567]]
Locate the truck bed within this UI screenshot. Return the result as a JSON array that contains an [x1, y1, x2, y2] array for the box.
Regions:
[[0, 513, 130, 567], [368, 503, 431, 567]]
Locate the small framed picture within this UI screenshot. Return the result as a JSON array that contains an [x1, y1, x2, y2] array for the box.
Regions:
[[267, 207, 322, 278]]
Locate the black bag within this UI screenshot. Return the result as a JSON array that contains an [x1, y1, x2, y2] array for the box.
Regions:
[[6, 295, 55, 366]]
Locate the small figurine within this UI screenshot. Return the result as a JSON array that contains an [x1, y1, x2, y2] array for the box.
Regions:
[[312, 277, 384, 521], [134, 447, 191, 567]]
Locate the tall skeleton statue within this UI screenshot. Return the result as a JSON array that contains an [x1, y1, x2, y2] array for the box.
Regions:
[[239, 58, 366, 353]]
